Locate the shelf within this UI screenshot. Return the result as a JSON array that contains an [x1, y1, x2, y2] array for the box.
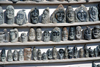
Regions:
[[0, 57, 100, 65], [0, 0, 100, 5], [0, 21, 100, 28], [0, 39, 100, 47]]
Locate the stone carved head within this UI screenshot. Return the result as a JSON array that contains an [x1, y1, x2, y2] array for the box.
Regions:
[[75, 5, 89, 22], [30, 8, 39, 24], [62, 27, 68, 41], [66, 6, 74, 23], [20, 33, 27, 42], [1, 48, 6, 62], [16, 10, 27, 25], [89, 6, 98, 21], [43, 30, 50, 42], [0, 6, 4, 24], [52, 46, 58, 59], [28, 28, 35, 41], [36, 28, 42, 41], [76, 26, 82, 40], [7, 49, 13, 62], [51, 4, 66, 23], [47, 49, 52, 60]]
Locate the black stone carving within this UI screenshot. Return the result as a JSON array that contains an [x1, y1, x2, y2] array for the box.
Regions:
[[58, 49, 64, 59], [47, 49, 52, 60]]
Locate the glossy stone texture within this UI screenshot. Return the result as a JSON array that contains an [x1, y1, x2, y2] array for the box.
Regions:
[[36, 28, 42, 41], [13, 50, 18, 61], [42, 52, 47, 60], [84, 26, 91, 40], [47, 49, 52, 60], [6, 5, 14, 24], [52, 27, 61, 42], [66, 6, 74, 23], [41, 8, 50, 24], [3, 29, 9, 43], [0, 6, 4, 24], [76, 26, 82, 40], [84, 44, 89, 57], [51, 4, 66, 23], [89, 6, 98, 21], [16, 10, 27, 25], [7, 50, 13, 62], [43, 30, 50, 42], [28, 28, 35, 41], [75, 5, 89, 22], [68, 26, 75, 40], [37, 49, 41, 60], [30, 8, 39, 24], [79, 48, 84, 58], [68, 46, 73, 59], [10, 28, 19, 43], [19, 49, 24, 61], [73, 45, 78, 58], [52, 46, 58, 59], [20, 33, 27, 42], [62, 27, 68, 41], [58, 49, 64, 59], [1, 49, 6, 62], [24, 48, 32, 60], [92, 26, 100, 39], [33, 47, 37, 60]]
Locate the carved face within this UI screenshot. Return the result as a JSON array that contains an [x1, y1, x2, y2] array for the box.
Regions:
[[59, 49, 64, 54], [10, 30, 16, 40], [43, 30, 50, 42], [62, 27, 68, 41], [26, 49, 31, 60], [77, 9, 87, 22], [93, 26, 100, 39], [69, 27, 75, 40], [42, 9, 49, 20], [29, 28, 35, 41], [31, 8, 39, 24], [55, 10, 64, 22], [76, 26, 81, 39], [21, 33, 27, 39], [6, 6, 14, 19], [36, 28, 42, 41]]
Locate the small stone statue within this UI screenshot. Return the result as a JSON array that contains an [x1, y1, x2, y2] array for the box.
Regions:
[[24, 48, 32, 60], [58, 49, 65, 59], [64, 47, 68, 59], [84, 26, 91, 40], [79, 48, 84, 58], [75, 5, 89, 22], [36, 28, 42, 41], [16, 10, 27, 25], [20, 33, 27, 42], [66, 6, 74, 23], [98, 4, 100, 20], [7, 50, 13, 62], [84, 44, 89, 57], [47, 49, 52, 60], [73, 45, 78, 58], [43, 30, 50, 42], [19, 49, 24, 61], [13, 50, 18, 61], [94, 48, 98, 57], [37, 49, 41, 60], [76, 26, 82, 40], [41, 7, 50, 24], [52, 27, 61, 42], [0, 32, 4, 43], [0, 6, 4, 24], [51, 4, 66, 23], [3, 29, 9, 43], [6, 5, 14, 24], [42, 52, 47, 60], [68, 46, 73, 59], [30, 8, 39, 24], [68, 26, 75, 40], [89, 6, 98, 22], [92, 26, 100, 39], [33, 47, 37, 60], [1, 48, 6, 62], [88, 47, 94, 57], [97, 45, 100, 56], [11, 0, 19, 3], [52, 46, 58, 59], [10, 28, 19, 43], [28, 28, 35, 41], [62, 27, 68, 41], [92, 61, 97, 67]]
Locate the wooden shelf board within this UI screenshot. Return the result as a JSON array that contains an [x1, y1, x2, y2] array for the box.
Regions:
[[0, 0, 100, 5], [0, 39, 100, 46], [0, 57, 100, 65], [0, 21, 100, 28]]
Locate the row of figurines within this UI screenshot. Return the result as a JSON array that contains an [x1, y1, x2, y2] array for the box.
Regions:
[[0, 25, 100, 43], [0, 4, 100, 25], [0, 45, 100, 62], [0, 0, 89, 3]]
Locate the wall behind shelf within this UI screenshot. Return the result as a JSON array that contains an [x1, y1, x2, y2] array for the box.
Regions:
[[0, 3, 100, 67]]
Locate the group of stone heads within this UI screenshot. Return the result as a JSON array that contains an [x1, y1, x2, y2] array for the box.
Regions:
[[92, 61, 100, 67], [1, 49, 24, 62]]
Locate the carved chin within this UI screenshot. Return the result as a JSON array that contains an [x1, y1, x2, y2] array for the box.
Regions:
[[68, 18, 74, 22], [7, 15, 13, 19], [16, 19, 23, 25], [32, 18, 38, 24]]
